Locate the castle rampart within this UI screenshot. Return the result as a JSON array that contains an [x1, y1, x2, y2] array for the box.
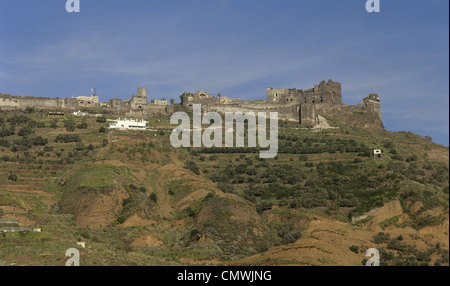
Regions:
[[179, 79, 383, 131], [0, 87, 173, 118], [1, 80, 383, 131]]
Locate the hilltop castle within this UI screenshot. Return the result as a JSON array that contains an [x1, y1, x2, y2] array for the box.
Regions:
[[0, 80, 384, 130], [181, 79, 384, 130]]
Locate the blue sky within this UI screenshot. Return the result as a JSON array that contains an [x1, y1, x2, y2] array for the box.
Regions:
[[0, 0, 448, 146]]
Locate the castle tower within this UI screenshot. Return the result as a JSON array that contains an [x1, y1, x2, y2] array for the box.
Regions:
[[131, 88, 148, 110], [137, 88, 147, 101], [362, 93, 381, 118]]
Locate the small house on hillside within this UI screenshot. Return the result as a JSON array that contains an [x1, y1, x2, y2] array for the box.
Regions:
[[373, 149, 382, 158]]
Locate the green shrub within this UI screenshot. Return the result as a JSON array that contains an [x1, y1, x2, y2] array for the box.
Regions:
[[77, 229, 91, 239], [77, 123, 88, 129], [55, 134, 81, 143], [391, 154, 403, 161], [0, 138, 10, 147], [96, 116, 107, 123], [32, 136, 48, 146], [189, 229, 201, 241], [373, 232, 390, 244], [50, 119, 58, 129], [25, 107, 35, 114], [349, 245, 359, 254], [18, 126, 34, 137], [8, 173, 18, 181], [299, 155, 308, 161], [64, 118, 76, 132], [185, 160, 200, 175], [406, 154, 418, 162], [383, 141, 394, 149], [277, 222, 302, 245], [150, 192, 158, 203], [387, 238, 403, 251]]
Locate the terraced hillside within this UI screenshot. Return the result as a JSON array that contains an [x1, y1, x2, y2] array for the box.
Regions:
[[0, 109, 448, 266]]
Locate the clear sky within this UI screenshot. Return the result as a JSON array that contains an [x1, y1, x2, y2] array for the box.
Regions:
[[0, 0, 448, 146]]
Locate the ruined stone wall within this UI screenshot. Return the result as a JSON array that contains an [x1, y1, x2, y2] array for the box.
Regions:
[[242, 100, 267, 105], [181, 91, 217, 108], [0, 93, 65, 110], [74, 96, 99, 107], [108, 98, 124, 113], [266, 79, 342, 107], [321, 105, 385, 131], [1, 81, 383, 131], [147, 104, 169, 116], [266, 88, 289, 103], [65, 98, 81, 110], [152, 100, 168, 105], [359, 93, 381, 119], [178, 79, 383, 131], [300, 104, 318, 126], [205, 104, 299, 122], [1, 87, 177, 118]]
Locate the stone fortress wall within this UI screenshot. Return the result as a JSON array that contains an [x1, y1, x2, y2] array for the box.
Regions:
[[0, 79, 384, 131], [0, 88, 174, 118], [180, 79, 384, 131], [0, 94, 68, 110]]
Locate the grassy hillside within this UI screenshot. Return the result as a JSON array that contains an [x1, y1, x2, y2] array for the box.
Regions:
[[0, 109, 448, 266]]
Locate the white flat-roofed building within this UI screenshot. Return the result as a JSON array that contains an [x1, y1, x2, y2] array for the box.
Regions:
[[373, 149, 382, 158], [108, 118, 148, 130]]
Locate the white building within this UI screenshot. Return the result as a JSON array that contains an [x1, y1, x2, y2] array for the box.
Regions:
[[373, 149, 382, 158], [108, 118, 148, 130], [73, 111, 88, 117]]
